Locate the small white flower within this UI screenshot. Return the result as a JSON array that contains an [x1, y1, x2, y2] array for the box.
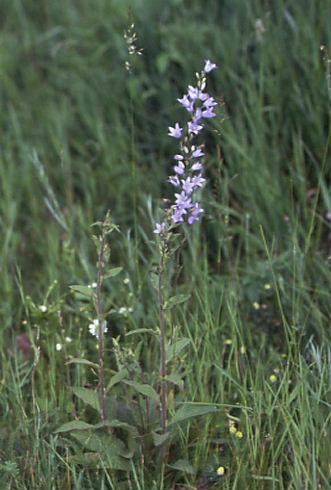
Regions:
[[56, 343, 62, 351], [88, 319, 107, 339], [39, 305, 47, 312], [118, 307, 133, 315], [65, 337, 73, 343], [88, 282, 97, 289]]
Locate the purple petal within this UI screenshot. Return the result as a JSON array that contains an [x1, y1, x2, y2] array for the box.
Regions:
[[203, 60, 217, 73]]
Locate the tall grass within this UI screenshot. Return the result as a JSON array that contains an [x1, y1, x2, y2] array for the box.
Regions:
[[0, 0, 331, 488]]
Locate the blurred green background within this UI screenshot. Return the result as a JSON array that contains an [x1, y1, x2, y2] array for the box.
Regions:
[[1, 0, 331, 488]]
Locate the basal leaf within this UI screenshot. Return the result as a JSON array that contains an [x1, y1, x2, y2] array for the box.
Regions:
[[54, 420, 93, 433], [167, 459, 194, 474]]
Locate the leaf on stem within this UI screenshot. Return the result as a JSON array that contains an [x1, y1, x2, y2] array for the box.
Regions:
[[167, 338, 191, 362], [152, 431, 170, 446], [72, 387, 101, 413], [122, 380, 159, 402], [164, 294, 190, 310], [69, 285, 94, 298], [106, 368, 128, 390], [104, 267, 123, 279]]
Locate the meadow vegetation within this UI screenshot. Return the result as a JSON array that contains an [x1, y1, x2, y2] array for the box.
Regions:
[[0, 0, 331, 489]]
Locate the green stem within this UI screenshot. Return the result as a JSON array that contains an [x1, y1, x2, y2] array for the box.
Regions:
[[158, 251, 167, 434], [96, 222, 107, 424]]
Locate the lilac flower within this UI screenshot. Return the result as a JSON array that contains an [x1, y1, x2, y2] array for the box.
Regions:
[[203, 96, 217, 108], [181, 177, 195, 195], [202, 107, 217, 118], [188, 203, 204, 224], [187, 85, 200, 100], [174, 161, 185, 175], [191, 161, 203, 171], [191, 174, 206, 188], [168, 122, 183, 138], [177, 94, 194, 112], [174, 191, 192, 209], [188, 121, 204, 135], [154, 222, 167, 234], [203, 59, 218, 73], [168, 175, 180, 187], [174, 154, 184, 161], [192, 147, 205, 158]]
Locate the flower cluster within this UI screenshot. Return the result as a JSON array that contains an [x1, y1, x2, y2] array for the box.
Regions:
[[154, 59, 218, 236]]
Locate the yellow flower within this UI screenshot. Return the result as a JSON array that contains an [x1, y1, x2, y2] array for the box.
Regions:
[[264, 283, 271, 290], [225, 339, 233, 345], [252, 301, 260, 310], [240, 346, 246, 354], [236, 431, 243, 439], [269, 374, 277, 383], [123, 278, 130, 285], [229, 425, 237, 434], [216, 466, 225, 476]]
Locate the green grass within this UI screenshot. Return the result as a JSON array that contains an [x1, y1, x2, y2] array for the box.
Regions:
[[1, 0, 331, 488]]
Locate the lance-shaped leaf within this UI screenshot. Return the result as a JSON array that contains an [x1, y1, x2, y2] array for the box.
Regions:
[[167, 338, 191, 362], [66, 358, 100, 369], [104, 267, 123, 279], [72, 387, 101, 413], [170, 403, 218, 425], [54, 420, 94, 433], [122, 380, 159, 402], [70, 285, 94, 298], [164, 294, 190, 310]]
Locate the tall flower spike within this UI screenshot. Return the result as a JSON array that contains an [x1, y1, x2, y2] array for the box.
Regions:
[[154, 60, 218, 234]]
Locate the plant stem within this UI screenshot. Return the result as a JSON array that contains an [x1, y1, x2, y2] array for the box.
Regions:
[[158, 250, 167, 434], [96, 221, 107, 424]]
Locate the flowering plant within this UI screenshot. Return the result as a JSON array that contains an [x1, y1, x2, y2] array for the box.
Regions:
[[152, 62, 218, 482]]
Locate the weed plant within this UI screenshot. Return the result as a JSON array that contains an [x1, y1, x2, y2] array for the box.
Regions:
[[0, 0, 331, 489]]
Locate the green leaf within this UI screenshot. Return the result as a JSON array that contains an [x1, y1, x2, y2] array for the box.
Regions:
[[69, 285, 94, 298], [71, 432, 131, 470], [125, 328, 158, 337], [54, 420, 93, 433], [167, 338, 191, 362], [167, 459, 194, 474], [152, 431, 170, 447], [94, 419, 138, 435], [122, 380, 159, 402], [104, 267, 123, 279], [165, 373, 184, 388], [106, 369, 128, 390], [72, 387, 101, 413], [164, 294, 190, 310], [66, 358, 100, 369], [170, 404, 218, 425]]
